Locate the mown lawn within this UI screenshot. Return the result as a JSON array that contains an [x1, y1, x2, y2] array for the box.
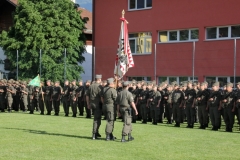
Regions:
[[0, 108, 240, 160]]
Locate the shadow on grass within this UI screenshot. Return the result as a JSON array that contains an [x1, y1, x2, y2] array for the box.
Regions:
[[1, 127, 107, 140]]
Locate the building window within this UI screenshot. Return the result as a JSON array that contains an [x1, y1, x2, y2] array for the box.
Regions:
[[206, 25, 240, 40], [129, 32, 152, 54], [128, 76, 151, 81], [129, 0, 152, 10], [159, 29, 199, 43], [158, 76, 198, 85], [205, 77, 230, 87]]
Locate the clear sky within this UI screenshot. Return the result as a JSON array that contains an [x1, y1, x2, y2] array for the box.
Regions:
[[76, 0, 92, 12]]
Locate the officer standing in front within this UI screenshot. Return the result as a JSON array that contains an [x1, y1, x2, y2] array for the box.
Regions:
[[86, 75, 102, 140], [101, 78, 117, 141], [116, 81, 138, 142]]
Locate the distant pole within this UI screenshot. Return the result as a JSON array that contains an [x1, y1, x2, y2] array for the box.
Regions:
[[234, 39, 237, 87], [154, 43, 157, 83], [64, 48, 66, 81], [17, 50, 19, 80], [192, 41, 195, 81], [39, 49, 42, 78]]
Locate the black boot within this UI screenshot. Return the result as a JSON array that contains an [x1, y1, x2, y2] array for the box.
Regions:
[[142, 120, 147, 124], [92, 134, 96, 140], [110, 133, 116, 141], [121, 135, 128, 142], [96, 132, 101, 138], [106, 134, 110, 141], [128, 133, 134, 141], [72, 114, 76, 117], [202, 124, 206, 129]]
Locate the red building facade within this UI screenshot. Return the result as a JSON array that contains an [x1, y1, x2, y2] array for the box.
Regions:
[[93, 0, 240, 86]]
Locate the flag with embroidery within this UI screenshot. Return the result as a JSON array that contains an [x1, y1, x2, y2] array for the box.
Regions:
[[28, 75, 41, 87], [114, 10, 134, 79]]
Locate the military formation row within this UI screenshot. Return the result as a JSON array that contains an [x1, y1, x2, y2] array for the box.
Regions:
[[1, 77, 240, 141]]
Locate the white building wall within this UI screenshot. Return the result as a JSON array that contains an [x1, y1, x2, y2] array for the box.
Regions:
[[80, 45, 92, 82]]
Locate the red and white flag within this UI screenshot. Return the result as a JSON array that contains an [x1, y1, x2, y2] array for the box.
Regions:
[[114, 12, 134, 79]]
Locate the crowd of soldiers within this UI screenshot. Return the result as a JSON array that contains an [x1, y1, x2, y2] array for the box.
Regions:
[[0, 76, 240, 142]]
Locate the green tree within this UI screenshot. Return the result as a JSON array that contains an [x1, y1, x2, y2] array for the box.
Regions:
[[0, 0, 86, 82]]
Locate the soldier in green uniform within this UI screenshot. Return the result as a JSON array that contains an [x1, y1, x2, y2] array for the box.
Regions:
[[86, 75, 102, 140], [43, 80, 53, 115], [27, 80, 34, 112], [139, 83, 148, 124], [31, 86, 40, 114], [39, 82, 45, 115], [196, 82, 209, 129], [101, 78, 117, 141], [157, 83, 165, 123], [207, 82, 222, 131], [172, 84, 184, 127], [6, 80, 16, 112], [147, 85, 161, 125], [77, 80, 85, 116], [117, 81, 138, 142], [70, 80, 78, 117], [130, 83, 138, 123], [164, 85, 173, 124], [135, 82, 142, 121], [0, 80, 5, 112], [20, 82, 28, 112], [14, 81, 21, 111], [222, 82, 236, 132], [62, 80, 70, 116], [52, 81, 61, 116], [184, 81, 196, 128], [84, 80, 91, 118], [236, 82, 240, 125]]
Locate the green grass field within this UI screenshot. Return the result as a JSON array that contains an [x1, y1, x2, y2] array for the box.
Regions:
[[1, 108, 240, 160]]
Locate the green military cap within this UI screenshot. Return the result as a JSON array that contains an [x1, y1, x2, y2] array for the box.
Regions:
[[166, 85, 172, 88], [193, 83, 197, 86], [95, 74, 102, 79], [158, 83, 164, 88], [142, 83, 147, 86], [182, 83, 187, 87], [152, 80, 156, 85], [174, 84, 179, 87], [47, 80, 51, 82], [123, 81, 129, 87], [152, 84, 157, 88], [200, 82, 205, 86], [72, 79, 76, 82], [212, 82, 219, 87], [78, 80, 83, 82], [107, 78, 114, 84], [102, 80, 107, 84], [223, 85, 226, 88], [86, 80, 91, 83], [237, 82, 240, 86], [226, 82, 233, 88], [187, 81, 193, 84], [55, 81, 60, 83]]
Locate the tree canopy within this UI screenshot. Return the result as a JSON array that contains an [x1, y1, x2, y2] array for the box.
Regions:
[[0, 0, 86, 82]]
